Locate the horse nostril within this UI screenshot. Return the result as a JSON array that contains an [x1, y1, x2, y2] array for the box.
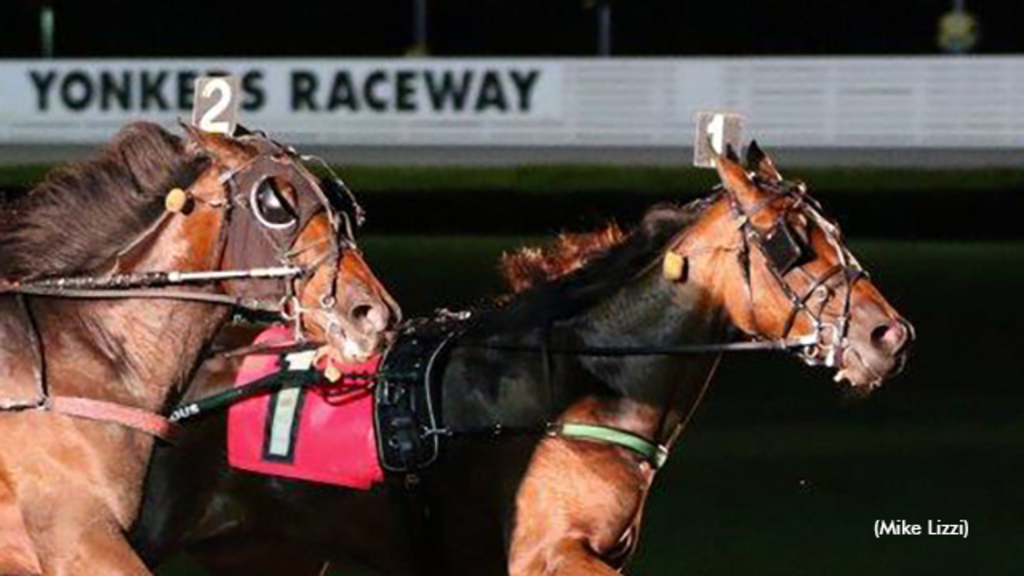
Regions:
[[871, 321, 908, 353], [351, 303, 388, 332], [351, 304, 372, 321]]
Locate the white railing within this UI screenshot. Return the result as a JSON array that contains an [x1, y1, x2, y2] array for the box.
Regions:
[[1, 57, 1022, 148]]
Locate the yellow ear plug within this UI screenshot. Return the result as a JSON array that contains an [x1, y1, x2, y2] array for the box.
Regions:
[[662, 252, 687, 282], [165, 188, 191, 213]]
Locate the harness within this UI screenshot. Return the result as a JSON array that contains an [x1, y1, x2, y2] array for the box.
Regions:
[[0, 132, 365, 441], [418, 181, 868, 468], [161, 188, 867, 569], [166, 176, 870, 576], [172, 178, 868, 468]]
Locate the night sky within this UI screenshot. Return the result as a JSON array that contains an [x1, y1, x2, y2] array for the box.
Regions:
[[2, 1, 1023, 58]]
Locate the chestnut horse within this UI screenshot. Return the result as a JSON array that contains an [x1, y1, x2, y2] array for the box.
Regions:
[[131, 144, 912, 575], [0, 122, 398, 575]]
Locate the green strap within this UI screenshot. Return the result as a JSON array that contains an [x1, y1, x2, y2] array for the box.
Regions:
[[557, 422, 669, 469]]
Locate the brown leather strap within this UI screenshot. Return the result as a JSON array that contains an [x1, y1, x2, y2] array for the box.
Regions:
[[47, 396, 179, 441]]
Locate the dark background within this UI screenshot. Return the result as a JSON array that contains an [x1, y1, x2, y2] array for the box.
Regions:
[[1, 0, 1021, 573], [2, 0, 1022, 57]]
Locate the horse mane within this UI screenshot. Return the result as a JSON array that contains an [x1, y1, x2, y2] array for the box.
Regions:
[[499, 224, 626, 294], [0, 122, 208, 279], [478, 194, 722, 334]]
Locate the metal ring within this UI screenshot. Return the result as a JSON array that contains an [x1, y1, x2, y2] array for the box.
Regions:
[[280, 295, 302, 321], [814, 285, 831, 301]]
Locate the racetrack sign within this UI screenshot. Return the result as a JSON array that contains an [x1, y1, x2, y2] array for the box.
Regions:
[[191, 75, 241, 135], [693, 112, 743, 168]]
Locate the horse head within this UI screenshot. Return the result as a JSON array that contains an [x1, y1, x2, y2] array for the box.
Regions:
[[666, 143, 913, 392], [180, 126, 400, 360]]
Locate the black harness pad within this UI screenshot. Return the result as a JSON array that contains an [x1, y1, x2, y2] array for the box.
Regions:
[[374, 313, 468, 473], [762, 222, 803, 274]]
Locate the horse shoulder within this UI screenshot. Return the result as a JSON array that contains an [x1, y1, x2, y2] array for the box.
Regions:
[[0, 297, 45, 408], [508, 437, 653, 575], [0, 471, 43, 575]]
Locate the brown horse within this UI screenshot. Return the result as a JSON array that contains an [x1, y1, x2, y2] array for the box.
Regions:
[[0, 122, 398, 575], [131, 144, 912, 576]]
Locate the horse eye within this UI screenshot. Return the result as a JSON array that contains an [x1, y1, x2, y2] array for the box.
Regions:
[[252, 179, 297, 228]]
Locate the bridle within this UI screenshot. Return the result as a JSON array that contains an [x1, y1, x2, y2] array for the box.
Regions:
[[0, 131, 367, 439], [1, 133, 365, 335], [721, 177, 867, 369], [213, 133, 366, 340]]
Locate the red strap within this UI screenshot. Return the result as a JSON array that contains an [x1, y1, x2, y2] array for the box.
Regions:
[[47, 396, 179, 441]]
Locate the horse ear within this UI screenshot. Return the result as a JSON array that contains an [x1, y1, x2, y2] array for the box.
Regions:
[[180, 123, 252, 168], [724, 143, 741, 163], [746, 140, 783, 183], [714, 146, 761, 209], [181, 123, 219, 157]]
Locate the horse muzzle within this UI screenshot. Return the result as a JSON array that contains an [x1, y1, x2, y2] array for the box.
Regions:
[[321, 297, 398, 362], [835, 314, 914, 392]]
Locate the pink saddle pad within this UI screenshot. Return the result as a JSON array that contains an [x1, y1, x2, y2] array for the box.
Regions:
[[227, 326, 384, 489]]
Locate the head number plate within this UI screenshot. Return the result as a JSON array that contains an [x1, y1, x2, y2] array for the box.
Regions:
[[191, 75, 242, 136], [693, 112, 744, 168]]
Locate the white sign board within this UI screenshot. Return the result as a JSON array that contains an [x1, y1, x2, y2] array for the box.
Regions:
[[0, 60, 563, 144], [1, 57, 1024, 149]]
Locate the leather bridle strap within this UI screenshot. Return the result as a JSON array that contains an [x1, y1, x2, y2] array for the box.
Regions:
[[0, 266, 307, 313], [463, 336, 817, 357], [726, 183, 864, 368], [778, 263, 846, 339], [46, 396, 179, 441]]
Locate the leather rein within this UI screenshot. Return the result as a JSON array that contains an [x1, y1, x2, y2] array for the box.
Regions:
[[0, 134, 362, 441]]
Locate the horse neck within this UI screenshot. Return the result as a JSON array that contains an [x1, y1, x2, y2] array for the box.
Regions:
[[558, 264, 728, 445], [37, 209, 230, 412]]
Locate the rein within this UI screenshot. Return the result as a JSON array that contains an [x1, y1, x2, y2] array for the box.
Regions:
[[460, 335, 818, 357], [0, 267, 307, 313]]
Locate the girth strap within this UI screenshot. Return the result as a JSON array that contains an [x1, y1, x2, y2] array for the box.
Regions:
[[46, 396, 179, 441], [555, 422, 669, 469]]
